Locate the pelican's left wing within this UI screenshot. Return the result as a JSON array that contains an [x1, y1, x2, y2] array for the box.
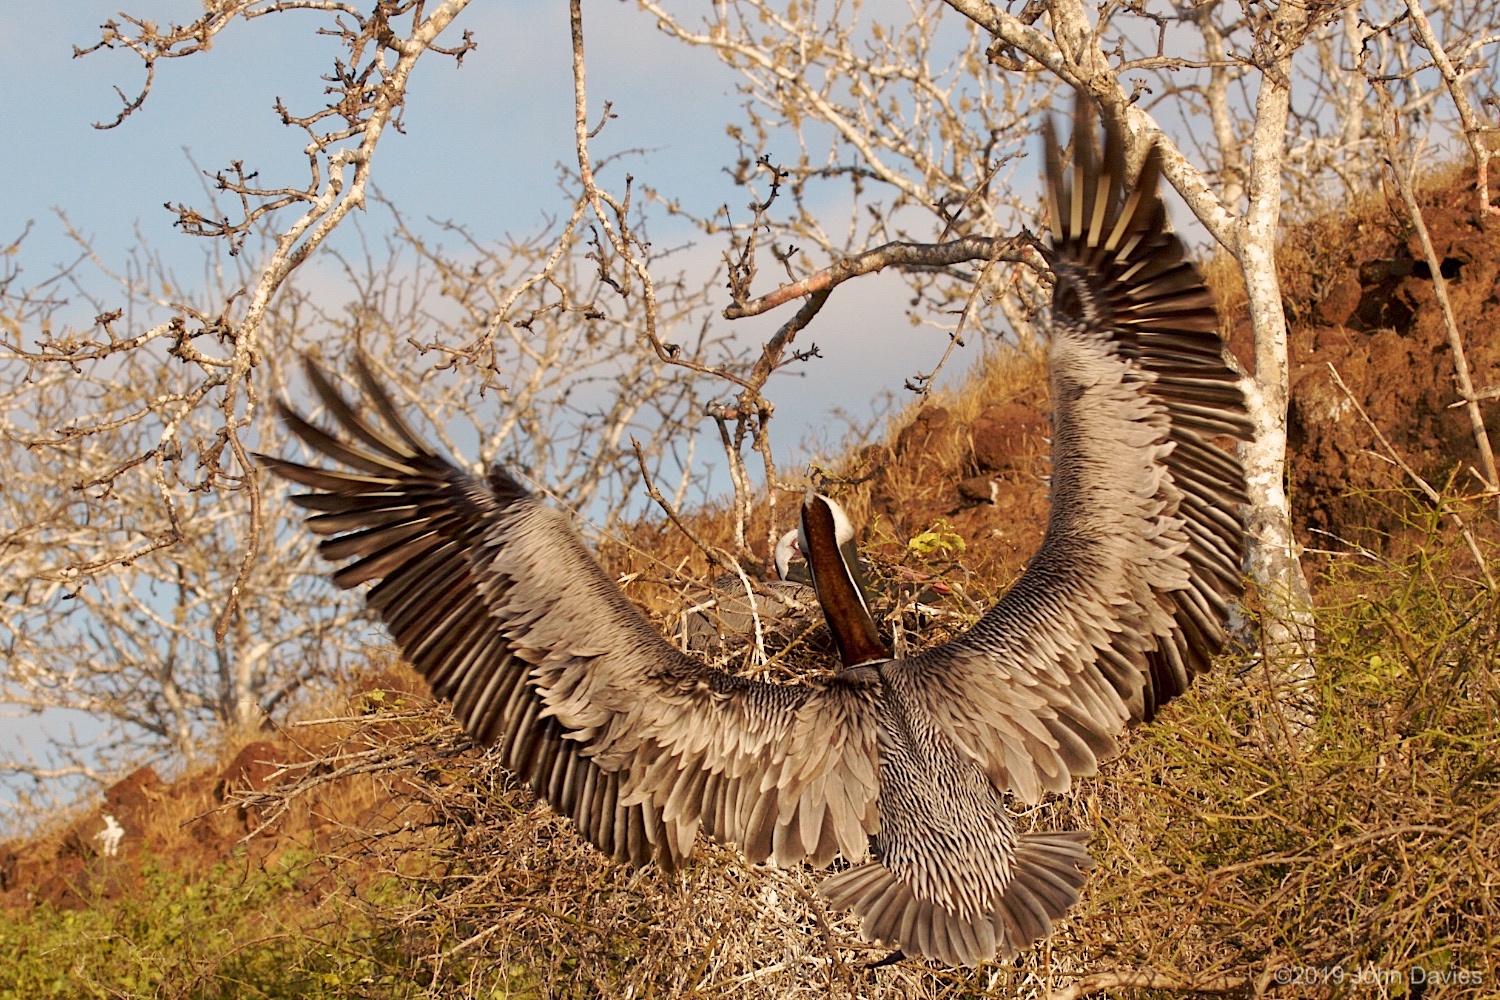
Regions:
[[259, 356, 883, 872], [888, 96, 1251, 805]]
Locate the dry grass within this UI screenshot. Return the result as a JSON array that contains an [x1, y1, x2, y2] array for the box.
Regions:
[[202, 488, 1498, 999], [595, 340, 1051, 681]]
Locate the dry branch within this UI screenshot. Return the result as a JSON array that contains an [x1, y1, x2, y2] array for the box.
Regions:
[[0, 1, 726, 802], [1403, 0, 1500, 216], [1047, 969, 1249, 1000], [722, 235, 1040, 320], [1371, 82, 1499, 509], [1326, 362, 1495, 589]]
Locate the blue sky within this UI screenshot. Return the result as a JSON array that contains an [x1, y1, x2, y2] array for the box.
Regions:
[[1, 2, 972, 813], [2, 1, 945, 444]]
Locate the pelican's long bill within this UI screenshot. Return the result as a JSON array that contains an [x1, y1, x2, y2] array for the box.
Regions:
[[685, 494, 867, 656], [261, 91, 1250, 968], [799, 493, 889, 668]]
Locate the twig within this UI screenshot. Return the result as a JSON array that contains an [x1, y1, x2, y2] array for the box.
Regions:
[[574, 0, 790, 566], [1330, 823, 1454, 852], [1306, 528, 1390, 565], [1402, 0, 1500, 217], [214, 407, 262, 642], [631, 438, 778, 662], [630, 438, 729, 576], [1326, 363, 1495, 589], [1047, 969, 1248, 1000], [904, 237, 1013, 398], [740, 289, 830, 562], [0, 760, 108, 782], [706, 402, 755, 558], [1374, 84, 1498, 510], [569, 0, 734, 388], [725, 560, 770, 667]]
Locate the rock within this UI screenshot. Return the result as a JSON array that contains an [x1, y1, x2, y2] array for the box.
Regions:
[[215, 741, 284, 800], [971, 401, 1046, 472], [216, 740, 287, 834], [0, 844, 16, 893], [1315, 275, 1362, 327], [104, 765, 161, 830], [895, 405, 954, 457]]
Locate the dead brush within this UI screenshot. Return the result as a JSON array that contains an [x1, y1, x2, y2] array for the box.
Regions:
[[224, 329, 1496, 996]]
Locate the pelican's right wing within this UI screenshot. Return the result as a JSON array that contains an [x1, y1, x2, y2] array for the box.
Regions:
[[259, 357, 883, 872], [890, 96, 1251, 805]]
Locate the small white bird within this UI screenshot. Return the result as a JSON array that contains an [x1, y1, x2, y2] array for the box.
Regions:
[[94, 813, 125, 857]]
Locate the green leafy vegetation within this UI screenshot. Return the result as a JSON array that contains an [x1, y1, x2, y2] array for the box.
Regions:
[[0, 848, 540, 1000], [907, 519, 968, 557]]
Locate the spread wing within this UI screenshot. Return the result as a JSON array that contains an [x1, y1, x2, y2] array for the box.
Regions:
[[258, 356, 882, 871], [892, 97, 1251, 804]]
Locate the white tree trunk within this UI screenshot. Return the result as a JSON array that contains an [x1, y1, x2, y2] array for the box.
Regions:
[[1232, 2, 1319, 734]]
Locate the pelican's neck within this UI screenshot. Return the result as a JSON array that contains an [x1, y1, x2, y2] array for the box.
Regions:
[[800, 495, 890, 668]]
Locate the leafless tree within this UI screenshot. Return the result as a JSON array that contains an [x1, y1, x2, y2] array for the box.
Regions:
[[0, 1, 745, 809], [1360, 0, 1500, 523], [6, 0, 1498, 812]]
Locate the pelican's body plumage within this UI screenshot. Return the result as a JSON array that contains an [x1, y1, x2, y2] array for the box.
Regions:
[[261, 96, 1250, 967]]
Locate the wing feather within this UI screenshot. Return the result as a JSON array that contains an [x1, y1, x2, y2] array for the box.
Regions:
[[894, 95, 1250, 801], [259, 357, 883, 871]]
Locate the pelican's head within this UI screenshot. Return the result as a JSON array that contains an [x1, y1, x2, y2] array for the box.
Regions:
[[775, 494, 863, 583], [773, 527, 803, 582]]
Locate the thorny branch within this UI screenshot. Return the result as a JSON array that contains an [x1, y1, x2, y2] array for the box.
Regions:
[[66, 1, 474, 644], [5, 0, 791, 810], [1327, 363, 1495, 589]]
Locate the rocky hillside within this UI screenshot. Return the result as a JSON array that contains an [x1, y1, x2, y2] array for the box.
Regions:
[[1230, 172, 1500, 558]]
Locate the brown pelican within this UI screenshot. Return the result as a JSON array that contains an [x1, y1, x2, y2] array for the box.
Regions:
[[260, 95, 1249, 967]]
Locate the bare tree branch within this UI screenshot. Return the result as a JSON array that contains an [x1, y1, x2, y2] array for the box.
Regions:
[[722, 235, 1039, 320], [1402, 0, 1500, 216], [1046, 969, 1249, 1000]]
